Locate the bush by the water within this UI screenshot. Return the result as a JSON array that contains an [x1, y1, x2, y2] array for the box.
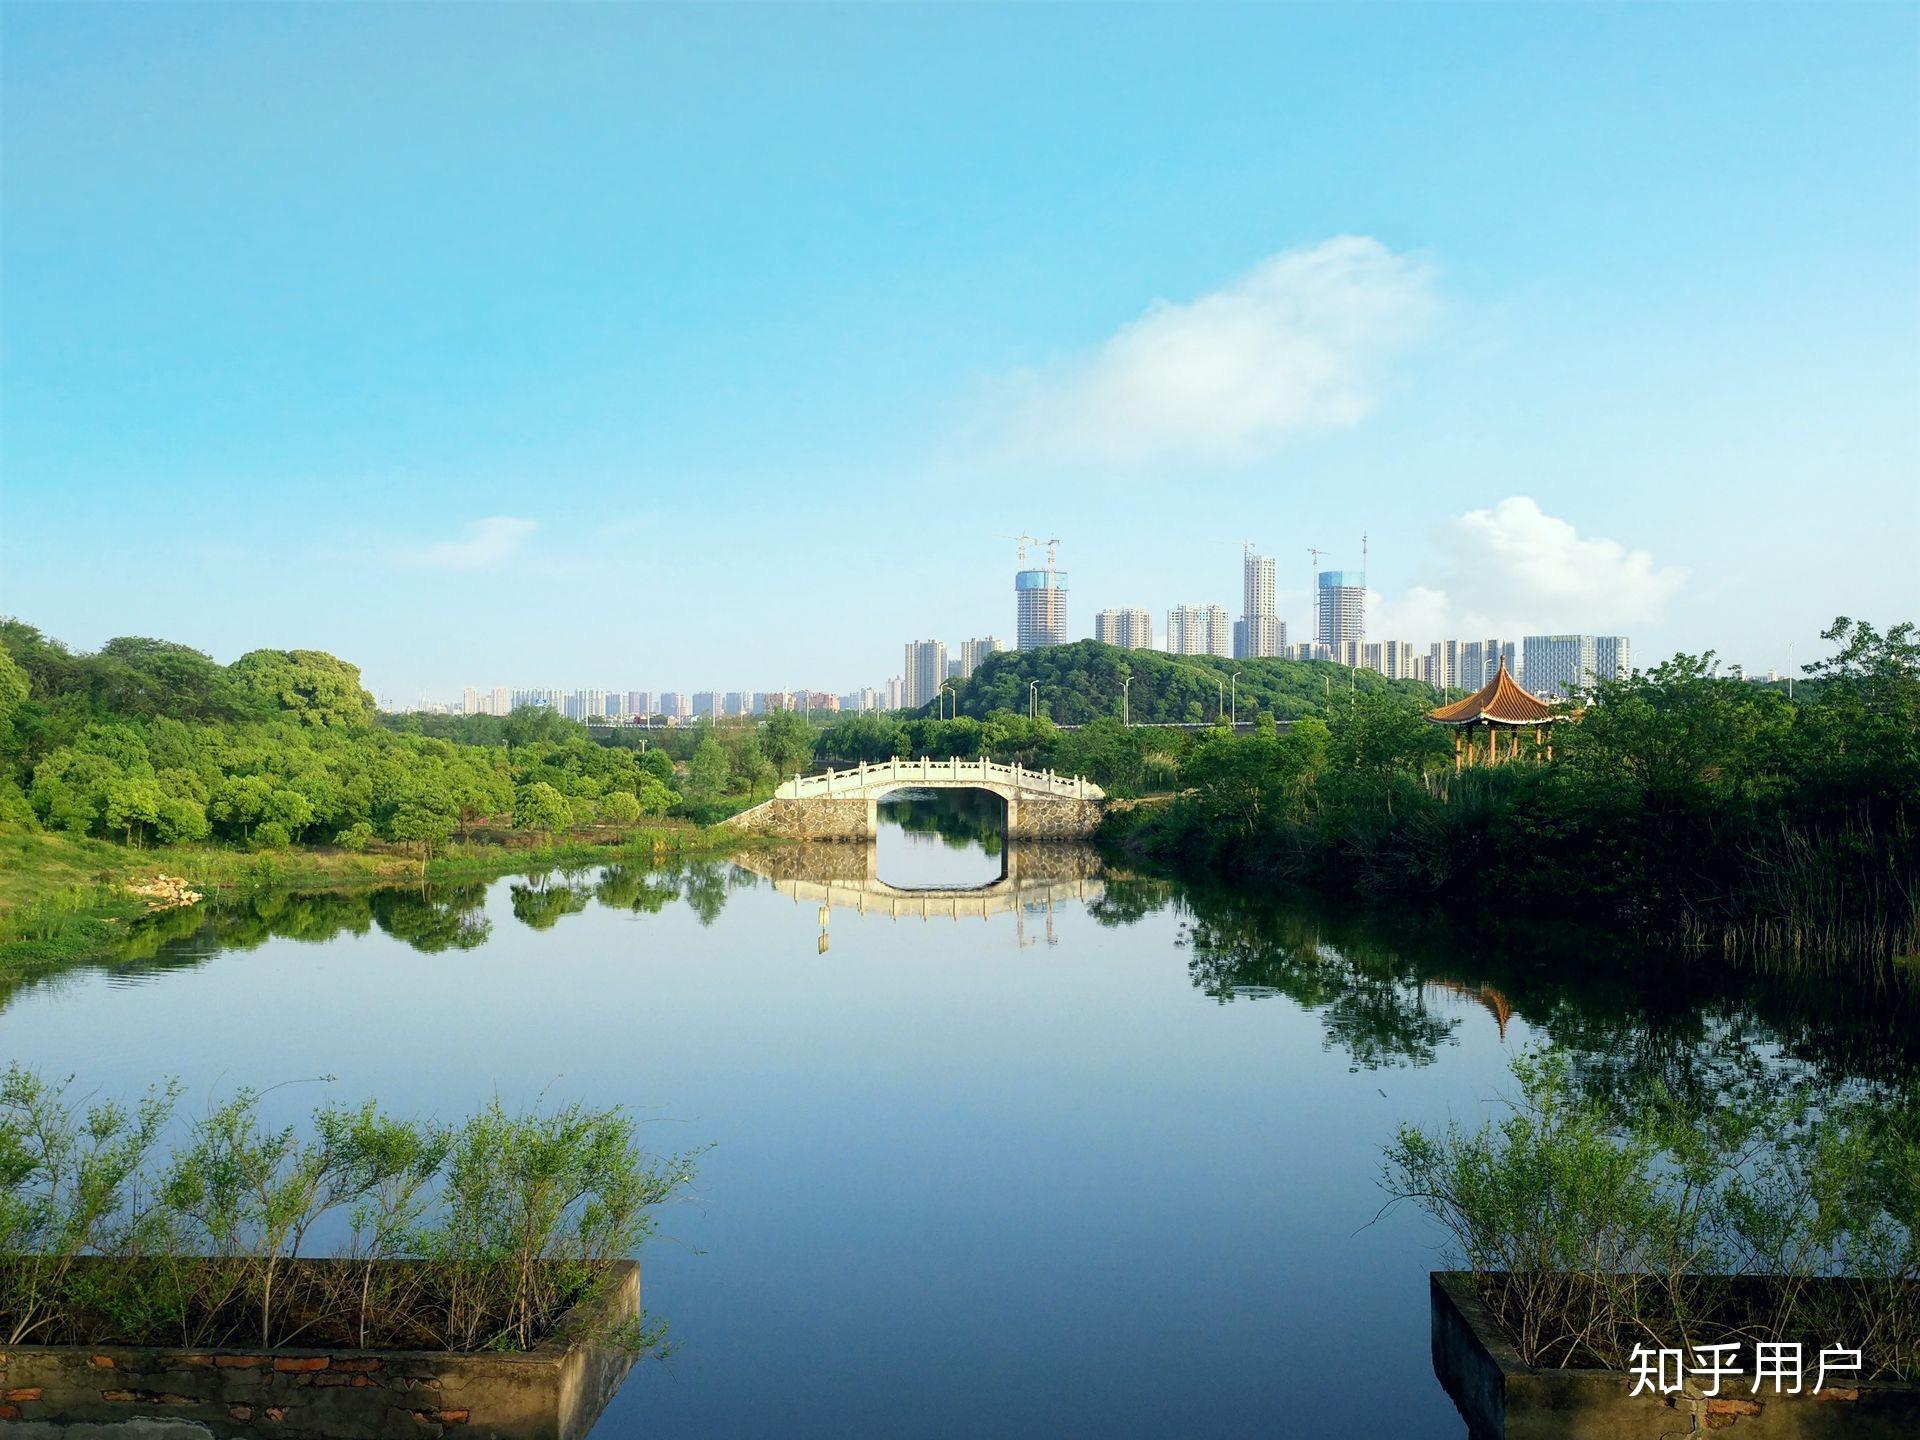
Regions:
[[0, 1066, 698, 1353], [1382, 1046, 1920, 1380]]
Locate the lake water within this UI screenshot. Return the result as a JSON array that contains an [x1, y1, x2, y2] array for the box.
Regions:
[[5, 790, 1915, 1438]]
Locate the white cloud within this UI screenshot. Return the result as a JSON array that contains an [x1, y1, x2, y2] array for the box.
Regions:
[[393, 516, 537, 570], [1366, 497, 1686, 641], [1002, 236, 1437, 464]]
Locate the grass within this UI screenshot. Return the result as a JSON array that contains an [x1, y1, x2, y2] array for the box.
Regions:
[[0, 821, 768, 975]]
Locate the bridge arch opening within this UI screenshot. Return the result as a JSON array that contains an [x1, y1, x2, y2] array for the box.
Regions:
[[873, 787, 1008, 891]]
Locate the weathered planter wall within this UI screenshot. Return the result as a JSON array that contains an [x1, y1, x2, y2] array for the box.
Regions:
[[1432, 1271, 1920, 1439], [0, 1262, 639, 1440]]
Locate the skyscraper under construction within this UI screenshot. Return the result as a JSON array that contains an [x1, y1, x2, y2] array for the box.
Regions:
[[1014, 537, 1068, 649]]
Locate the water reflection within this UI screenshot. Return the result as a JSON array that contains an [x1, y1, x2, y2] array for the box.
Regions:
[[23, 840, 1915, 1105], [873, 787, 1007, 889], [6, 798, 1920, 1438]]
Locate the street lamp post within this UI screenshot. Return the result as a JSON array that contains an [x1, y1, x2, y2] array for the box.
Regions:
[[1028, 680, 1039, 720], [1215, 677, 1225, 721], [1121, 674, 1133, 727], [1230, 670, 1242, 727], [938, 682, 955, 720]]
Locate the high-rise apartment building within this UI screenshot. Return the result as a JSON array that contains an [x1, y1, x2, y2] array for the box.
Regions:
[[1238, 547, 1282, 658], [957, 636, 1004, 680], [1015, 547, 1068, 649], [1595, 636, 1631, 685], [1167, 604, 1231, 657], [1094, 609, 1155, 650], [1523, 635, 1628, 700], [903, 639, 948, 710], [1315, 571, 1366, 650], [1458, 641, 1517, 688], [884, 676, 904, 710], [1362, 639, 1419, 680]]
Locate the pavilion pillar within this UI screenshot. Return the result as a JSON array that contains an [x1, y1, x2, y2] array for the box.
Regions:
[[1454, 730, 1463, 772]]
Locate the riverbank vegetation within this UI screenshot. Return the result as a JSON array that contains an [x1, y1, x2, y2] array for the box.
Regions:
[[1383, 1046, 1920, 1379], [1108, 619, 1918, 962], [0, 621, 779, 962], [816, 621, 1919, 964], [0, 1065, 696, 1352]]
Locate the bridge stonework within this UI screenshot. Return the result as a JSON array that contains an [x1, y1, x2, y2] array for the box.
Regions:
[[722, 757, 1106, 842]]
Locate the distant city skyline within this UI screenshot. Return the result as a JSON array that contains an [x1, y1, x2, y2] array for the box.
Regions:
[[4, 6, 1912, 696]]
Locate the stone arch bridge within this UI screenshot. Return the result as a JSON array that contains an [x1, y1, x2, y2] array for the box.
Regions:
[[723, 756, 1106, 840]]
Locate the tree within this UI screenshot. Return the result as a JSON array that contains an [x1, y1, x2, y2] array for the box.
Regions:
[[687, 738, 730, 796], [29, 749, 121, 835], [210, 774, 275, 843], [154, 795, 211, 844], [1559, 654, 1792, 806], [512, 781, 573, 838], [760, 711, 815, 780], [104, 777, 163, 847], [387, 786, 459, 860], [263, 788, 316, 843], [600, 790, 642, 825], [0, 644, 28, 732], [228, 649, 376, 730]]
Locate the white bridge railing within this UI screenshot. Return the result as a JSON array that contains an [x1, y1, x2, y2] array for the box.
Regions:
[[774, 755, 1103, 801]]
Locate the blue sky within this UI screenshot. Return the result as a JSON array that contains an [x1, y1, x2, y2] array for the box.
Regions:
[[3, 3, 1915, 698]]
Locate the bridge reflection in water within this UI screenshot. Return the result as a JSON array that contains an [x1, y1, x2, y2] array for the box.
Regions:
[[729, 841, 1105, 949]]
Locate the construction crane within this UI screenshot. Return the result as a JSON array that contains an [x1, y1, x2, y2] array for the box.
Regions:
[[1004, 533, 1038, 565], [1043, 537, 1061, 569], [1306, 545, 1330, 571]]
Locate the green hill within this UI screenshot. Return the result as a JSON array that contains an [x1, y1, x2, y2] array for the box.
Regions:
[[939, 640, 1439, 725]]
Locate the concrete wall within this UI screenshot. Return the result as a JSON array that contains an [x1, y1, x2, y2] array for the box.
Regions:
[[0, 1265, 638, 1440], [1431, 1271, 1920, 1439]]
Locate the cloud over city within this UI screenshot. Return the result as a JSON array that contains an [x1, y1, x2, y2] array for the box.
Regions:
[[1367, 497, 1687, 640], [1000, 235, 1438, 464], [391, 516, 537, 570]]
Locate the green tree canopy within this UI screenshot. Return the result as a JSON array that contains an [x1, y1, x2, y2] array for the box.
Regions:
[[227, 649, 376, 730]]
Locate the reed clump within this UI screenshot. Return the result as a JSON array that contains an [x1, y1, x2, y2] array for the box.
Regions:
[[0, 1066, 698, 1354], [1382, 1047, 1920, 1380]]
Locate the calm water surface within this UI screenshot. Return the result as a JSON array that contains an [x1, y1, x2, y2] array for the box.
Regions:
[[4, 790, 1915, 1438]]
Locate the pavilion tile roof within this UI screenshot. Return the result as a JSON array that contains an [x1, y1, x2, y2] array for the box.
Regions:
[[1426, 660, 1561, 727]]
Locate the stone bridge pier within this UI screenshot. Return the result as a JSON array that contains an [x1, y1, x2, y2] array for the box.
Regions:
[[721, 756, 1107, 841]]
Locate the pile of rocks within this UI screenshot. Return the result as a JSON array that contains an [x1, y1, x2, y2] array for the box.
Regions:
[[126, 874, 203, 910]]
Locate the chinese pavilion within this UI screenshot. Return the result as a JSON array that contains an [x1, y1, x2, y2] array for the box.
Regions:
[[1426, 657, 1563, 769]]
